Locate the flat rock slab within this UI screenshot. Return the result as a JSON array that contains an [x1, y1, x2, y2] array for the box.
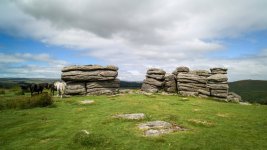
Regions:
[[80, 100, 95, 104], [114, 113, 145, 120], [138, 121, 185, 136]]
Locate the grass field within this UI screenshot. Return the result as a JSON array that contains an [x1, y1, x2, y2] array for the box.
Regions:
[[0, 90, 267, 150]]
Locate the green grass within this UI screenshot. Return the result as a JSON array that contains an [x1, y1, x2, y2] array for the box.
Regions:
[[0, 92, 267, 149]]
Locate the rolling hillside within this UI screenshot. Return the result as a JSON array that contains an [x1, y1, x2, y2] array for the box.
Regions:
[[229, 80, 267, 104]]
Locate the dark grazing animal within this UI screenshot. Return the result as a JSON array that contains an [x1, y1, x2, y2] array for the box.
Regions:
[[48, 83, 57, 96], [30, 83, 44, 96]]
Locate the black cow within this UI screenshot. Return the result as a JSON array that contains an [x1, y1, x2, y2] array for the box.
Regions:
[[30, 83, 44, 96]]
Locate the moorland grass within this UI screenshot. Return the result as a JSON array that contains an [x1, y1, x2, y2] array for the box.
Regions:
[[0, 92, 267, 149]]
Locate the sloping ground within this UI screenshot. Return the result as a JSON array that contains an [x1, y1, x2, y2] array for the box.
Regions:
[[229, 80, 267, 104], [0, 94, 267, 149]]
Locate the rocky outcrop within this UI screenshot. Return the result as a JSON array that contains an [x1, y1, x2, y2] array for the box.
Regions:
[[164, 74, 177, 93], [141, 68, 165, 93], [207, 69, 228, 99], [210, 68, 227, 74], [61, 65, 119, 95]]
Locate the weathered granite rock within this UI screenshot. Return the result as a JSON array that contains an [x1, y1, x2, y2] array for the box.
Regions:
[[141, 83, 159, 93], [146, 74, 165, 80], [164, 74, 177, 93], [179, 91, 198, 97], [86, 79, 120, 89], [172, 66, 190, 75], [210, 89, 228, 98], [138, 121, 185, 136], [141, 68, 166, 93], [227, 92, 242, 102], [207, 83, 229, 90], [210, 68, 227, 74], [177, 73, 207, 83], [147, 68, 166, 75], [144, 78, 164, 87], [65, 82, 86, 95], [62, 65, 118, 72], [190, 70, 211, 77], [62, 65, 120, 95], [61, 70, 118, 81], [207, 74, 228, 82], [114, 113, 145, 120]]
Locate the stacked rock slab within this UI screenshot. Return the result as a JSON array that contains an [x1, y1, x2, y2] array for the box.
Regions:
[[164, 74, 177, 93], [61, 65, 119, 95], [141, 68, 166, 93], [190, 70, 211, 97], [207, 68, 228, 99], [177, 70, 208, 97]]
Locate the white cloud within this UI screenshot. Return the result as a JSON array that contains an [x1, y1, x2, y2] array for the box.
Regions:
[[0, 53, 68, 78], [0, 0, 267, 80]]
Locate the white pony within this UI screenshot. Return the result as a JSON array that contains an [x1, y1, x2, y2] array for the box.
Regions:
[[54, 81, 66, 98]]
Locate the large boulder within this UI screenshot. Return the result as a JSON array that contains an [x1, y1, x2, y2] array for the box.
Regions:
[[144, 78, 165, 87], [172, 66, 190, 75], [141, 83, 159, 93], [147, 68, 166, 75], [227, 92, 242, 102]]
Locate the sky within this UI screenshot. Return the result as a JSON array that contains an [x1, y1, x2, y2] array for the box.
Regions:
[[0, 0, 267, 81]]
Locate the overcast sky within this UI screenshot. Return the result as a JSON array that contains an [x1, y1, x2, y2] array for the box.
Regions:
[[0, 0, 267, 81]]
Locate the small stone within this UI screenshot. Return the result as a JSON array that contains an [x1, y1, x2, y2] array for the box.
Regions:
[[80, 100, 95, 104]]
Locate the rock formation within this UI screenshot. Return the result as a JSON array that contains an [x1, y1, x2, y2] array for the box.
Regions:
[[207, 68, 228, 99], [142, 66, 241, 102], [141, 68, 166, 93], [164, 74, 177, 93], [61, 65, 119, 95], [177, 72, 208, 97]]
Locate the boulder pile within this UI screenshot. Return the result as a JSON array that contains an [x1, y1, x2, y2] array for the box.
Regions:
[[61, 65, 119, 95], [207, 68, 229, 99], [141, 68, 166, 93]]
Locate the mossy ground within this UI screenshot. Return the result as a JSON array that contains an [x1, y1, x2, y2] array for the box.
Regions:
[[0, 90, 267, 149]]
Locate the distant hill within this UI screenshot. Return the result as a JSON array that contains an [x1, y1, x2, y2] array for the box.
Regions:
[[229, 80, 267, 104], [118, 81, 142, 89], [0, 78, 142, 89], [0, 78, 58, 88]]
